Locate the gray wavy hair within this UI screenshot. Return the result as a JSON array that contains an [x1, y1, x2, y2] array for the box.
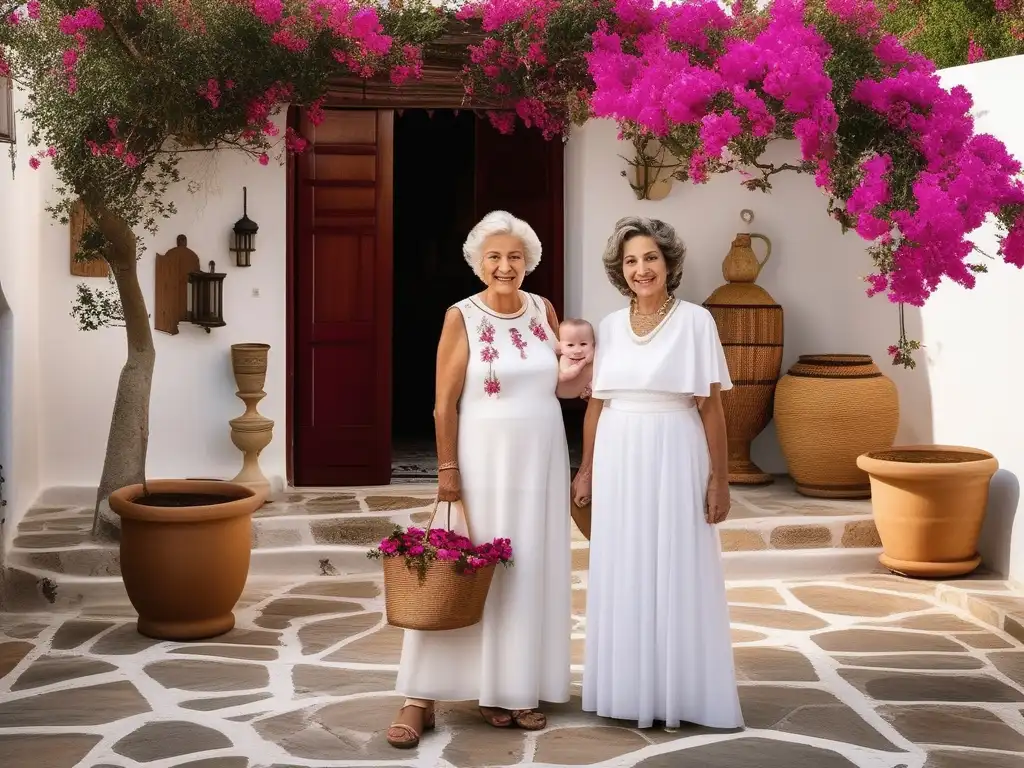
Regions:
[[463, 210, 543, 280], [601, 216, 686, 296]]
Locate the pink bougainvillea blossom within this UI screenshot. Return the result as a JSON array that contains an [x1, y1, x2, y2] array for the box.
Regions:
[[968, 36, 986, 64], [1002, 215, 1024, 267], [305, 97, 326, 126], [369, 524, 513, 575], [58, 7, 105, 36], [271, 28, 308, 53], [198, 79, 221, 109], [284, 126, 308, 153], [825, 0, 882, 35], [251, 0, 284, 26]]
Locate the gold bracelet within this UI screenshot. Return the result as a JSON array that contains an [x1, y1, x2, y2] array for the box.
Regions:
[[438, 461, 459, 472]]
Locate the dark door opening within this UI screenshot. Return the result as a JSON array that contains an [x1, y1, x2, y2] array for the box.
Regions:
[[291, 107, 565, 488], [391, 110, 479, 479]]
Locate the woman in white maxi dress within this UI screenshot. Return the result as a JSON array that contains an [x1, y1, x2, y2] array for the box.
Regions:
[[573, 217, 744, 730], [388, 211, 573, 748]]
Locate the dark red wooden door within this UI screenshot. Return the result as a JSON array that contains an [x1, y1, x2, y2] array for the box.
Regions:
[[474, 120, 565, 316], [293, 109, 394, 486]]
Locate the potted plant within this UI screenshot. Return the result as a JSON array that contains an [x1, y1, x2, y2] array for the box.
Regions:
[[856, 446, 998, 578], [109, 479, 261, 640]]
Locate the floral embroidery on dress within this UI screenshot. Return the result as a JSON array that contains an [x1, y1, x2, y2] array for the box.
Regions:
[[529, 317, 548, 342], [509, 328, 528, 359], [484, 371, 501, 396], [478, 317, 501, 397]]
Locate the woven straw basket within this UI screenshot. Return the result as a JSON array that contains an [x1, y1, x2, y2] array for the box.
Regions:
[[703, 232, 784, 485], [704, 285, 783, 485], [774, 354, 899, 499], [383, 500, 496, 632]]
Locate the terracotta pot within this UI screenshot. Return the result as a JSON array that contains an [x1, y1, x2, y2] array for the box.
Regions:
[[857, 446, 997, 578], [774, 354, 899, 498], [110, 479, 259, 640]]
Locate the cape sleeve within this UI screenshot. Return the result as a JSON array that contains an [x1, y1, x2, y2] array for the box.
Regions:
[[590, 313, 613, 397], [689, 307, 733, 397]]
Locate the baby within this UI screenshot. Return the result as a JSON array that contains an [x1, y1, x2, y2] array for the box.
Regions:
[[557, 318, 595, 398]]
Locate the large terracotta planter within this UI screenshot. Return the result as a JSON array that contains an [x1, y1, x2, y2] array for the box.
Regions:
[[110, 479, 259, 640], [857, 446, 997, 578], [774, 354, 899, 498]]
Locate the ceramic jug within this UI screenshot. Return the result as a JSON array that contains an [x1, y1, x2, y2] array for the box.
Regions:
[[722, 233, 772, 283]]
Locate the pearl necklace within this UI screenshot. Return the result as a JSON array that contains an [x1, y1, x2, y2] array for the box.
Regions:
[[626, 294, 675, 346]]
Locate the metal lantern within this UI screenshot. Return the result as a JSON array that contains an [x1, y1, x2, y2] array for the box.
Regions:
[[230, 186, 258, 267], [187, 260, 226, 332]]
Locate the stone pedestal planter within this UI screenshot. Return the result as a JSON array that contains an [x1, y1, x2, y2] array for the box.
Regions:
[[857, 446, 997, 578], [229, 343, 274, 504]]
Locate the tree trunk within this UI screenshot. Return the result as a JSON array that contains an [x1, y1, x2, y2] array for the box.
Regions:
[[89, 205, 155, 540]]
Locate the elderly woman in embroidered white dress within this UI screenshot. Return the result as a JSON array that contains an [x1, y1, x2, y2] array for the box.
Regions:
[[572, 216, 744, 730], [386, 210, 583, 749]]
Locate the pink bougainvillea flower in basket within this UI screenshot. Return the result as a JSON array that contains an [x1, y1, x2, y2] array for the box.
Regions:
[[368, 524, 514, 579]]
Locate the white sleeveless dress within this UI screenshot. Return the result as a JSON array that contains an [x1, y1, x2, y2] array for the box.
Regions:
[[582, 299, 744, 729], [395, 291, 572, 709]]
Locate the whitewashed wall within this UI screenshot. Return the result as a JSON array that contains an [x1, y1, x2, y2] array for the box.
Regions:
[[37, 113, 910, 501], [35, 114, 289, 495], [9, 56, 1022, 583], [0, 95, 43, 551], [926, 56, 1024, 584], [564, 120, 927, 476]]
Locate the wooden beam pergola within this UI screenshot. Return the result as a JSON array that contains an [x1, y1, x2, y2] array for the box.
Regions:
[[325, 19, 503, 110]]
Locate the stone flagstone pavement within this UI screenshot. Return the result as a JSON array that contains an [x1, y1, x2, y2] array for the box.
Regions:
[[3, 561, 1024, 767]]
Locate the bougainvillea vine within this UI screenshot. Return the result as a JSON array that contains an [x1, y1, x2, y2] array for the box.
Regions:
[[456, 0, 1024, 367]]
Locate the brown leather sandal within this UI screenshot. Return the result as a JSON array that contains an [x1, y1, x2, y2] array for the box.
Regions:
[[387, 704, 435, 749], [511, 709, 547, 730], [479, 706, 513, 728]]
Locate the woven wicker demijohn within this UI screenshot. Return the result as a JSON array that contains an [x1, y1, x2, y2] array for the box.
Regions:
[[774, 355, 899, 499], [703, 218, 784, 485]]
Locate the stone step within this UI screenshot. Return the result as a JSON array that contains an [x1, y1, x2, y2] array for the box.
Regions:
[[5, 479, 882, 605]]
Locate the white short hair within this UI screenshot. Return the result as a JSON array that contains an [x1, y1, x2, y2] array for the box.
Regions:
[[463, 210, 543, 278]]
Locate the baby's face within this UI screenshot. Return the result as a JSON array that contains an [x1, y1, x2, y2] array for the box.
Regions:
[[560, 324, 595, 362]]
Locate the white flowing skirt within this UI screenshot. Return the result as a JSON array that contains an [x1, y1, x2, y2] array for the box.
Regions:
[[395, 401, 572, 709], [582, 393, 743, 729]]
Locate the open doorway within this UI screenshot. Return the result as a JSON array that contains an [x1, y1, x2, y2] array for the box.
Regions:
[[288, 106, 564, 488], [391, 109, 480, 480]]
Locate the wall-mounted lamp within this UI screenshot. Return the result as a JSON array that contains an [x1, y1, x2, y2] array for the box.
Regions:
[[187, 261, 226, 332], [230, 186, 258, 267]]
